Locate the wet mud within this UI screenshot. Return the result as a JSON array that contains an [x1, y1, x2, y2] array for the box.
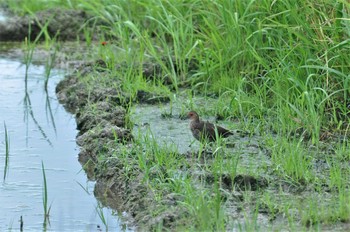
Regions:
[[55, 62, 187, 229]]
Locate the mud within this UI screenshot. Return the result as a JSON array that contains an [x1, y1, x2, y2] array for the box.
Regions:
[[55, 61, 184, 230], [56, 72, 131, 113], [0, 8, 92, 41]]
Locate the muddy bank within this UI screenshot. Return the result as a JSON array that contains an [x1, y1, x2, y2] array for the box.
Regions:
[[0, 8, 93, 41], [56, 61, 187, 230], [0, 8, 103, 71], [55, 59, 274, 230], [55, 55, 350, 231]]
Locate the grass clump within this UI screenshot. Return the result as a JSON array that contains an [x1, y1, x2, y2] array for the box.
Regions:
[[8, 1, 348, 140], [270, 137, 313, 183], [66, 0, 349, 142]]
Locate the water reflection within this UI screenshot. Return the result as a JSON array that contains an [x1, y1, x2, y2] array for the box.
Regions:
[[23, 90, 53, 146], [0, 58, 126, 231]]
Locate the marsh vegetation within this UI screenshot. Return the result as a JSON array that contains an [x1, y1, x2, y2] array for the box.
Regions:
[[2, 0, 349, 231]]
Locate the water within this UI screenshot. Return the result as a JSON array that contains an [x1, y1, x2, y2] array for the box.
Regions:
[[131, 105, 194, 154], [0, 57, 125, 231], [0, 11, 6, 22]]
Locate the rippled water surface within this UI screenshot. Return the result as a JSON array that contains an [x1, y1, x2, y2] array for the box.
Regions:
[[0, 57, 125, 231]]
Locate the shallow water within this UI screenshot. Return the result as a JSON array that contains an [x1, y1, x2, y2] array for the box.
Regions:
[[0, 11, 5, 22], [0, 57, 126, 231], [131, 105, 194, 154], [131, 103, 268, 161]]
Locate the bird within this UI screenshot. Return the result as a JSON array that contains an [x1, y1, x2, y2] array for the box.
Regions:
[[187, 111, 233, 143]]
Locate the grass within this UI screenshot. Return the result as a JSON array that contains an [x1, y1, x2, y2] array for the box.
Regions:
[[95, 203, 108, 230], [22, 20, 57, 146], [2, 0, 350, 230], [3, 122, 10, 181], [41, 161, 51, 228], [23, 9, 58, 91], [270, 137, 313, 183]]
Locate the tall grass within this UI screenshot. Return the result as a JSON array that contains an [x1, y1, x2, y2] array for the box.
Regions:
[[3, 0, 80, 14], [66, 0, 349, 142], [12, 1, 349, 139]]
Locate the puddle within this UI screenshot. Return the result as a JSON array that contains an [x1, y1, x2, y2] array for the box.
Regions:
[[131, 105, 194, 154], [131, 103, 270, 169], [0, 57, 127, 231]]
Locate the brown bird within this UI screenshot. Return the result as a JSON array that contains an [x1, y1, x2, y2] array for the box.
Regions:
[[187, 111, 233, 143]]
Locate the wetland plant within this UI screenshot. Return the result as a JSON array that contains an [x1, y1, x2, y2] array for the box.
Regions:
[[3, 122, 10, 181], [41, 161, 51, 228], [44, 44, 58, 91], [23, 36, 35, 88], [20, 215, 24, 231], [23, 11, 56, 91], [22, 23, 54, 146], [96, 202, 108, 231], [23, 16, 48, 84]]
